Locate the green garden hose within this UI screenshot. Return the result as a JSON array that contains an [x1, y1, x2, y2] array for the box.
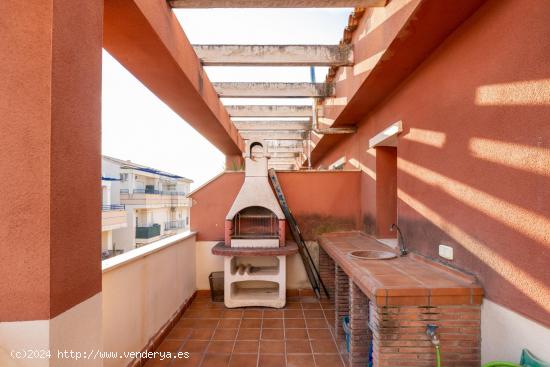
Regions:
[[481, 362, 521, 367], [435, 345, 441, 367]]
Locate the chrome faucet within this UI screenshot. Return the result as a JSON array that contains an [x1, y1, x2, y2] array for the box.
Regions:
[[390, 224, 408, 256]]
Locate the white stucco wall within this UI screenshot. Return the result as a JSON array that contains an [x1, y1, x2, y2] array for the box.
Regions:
[[481, 298, 550, 364], [102, 232, 196, 367]]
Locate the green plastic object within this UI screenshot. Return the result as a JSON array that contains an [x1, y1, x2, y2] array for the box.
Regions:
[[482, 349, 550, 367], [520, 349, 550, 367], [435, 345, 441, 367]]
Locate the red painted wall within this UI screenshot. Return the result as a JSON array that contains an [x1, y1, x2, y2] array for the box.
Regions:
[[317, 0, 550, 326], [0, 0, 103, 320], [190, 171, 361, 242]]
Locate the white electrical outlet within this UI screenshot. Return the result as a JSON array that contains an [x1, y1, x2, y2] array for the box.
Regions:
[[439, 244, 454, 260]]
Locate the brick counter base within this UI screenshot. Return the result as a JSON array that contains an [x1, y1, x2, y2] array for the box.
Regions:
[[320, 246, 481, 366], [335, 264, 350, 340], [370, 303, 481, 367], [319, 247, 335, 300]]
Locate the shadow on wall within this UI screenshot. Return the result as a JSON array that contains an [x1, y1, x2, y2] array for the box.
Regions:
[[394, 81, 550, 326]]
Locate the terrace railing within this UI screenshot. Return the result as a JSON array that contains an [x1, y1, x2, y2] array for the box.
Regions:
[[165, 220, 186, 230], [102, 204, 126, 211]]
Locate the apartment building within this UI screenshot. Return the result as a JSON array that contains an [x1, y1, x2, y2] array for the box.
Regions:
[[101, 156, 192, 255]]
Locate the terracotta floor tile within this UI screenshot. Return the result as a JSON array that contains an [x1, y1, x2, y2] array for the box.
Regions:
[[233, 340, 259, 354], [306, 329, 332, 340], [286, 354, 315, 367], [237, 329, 261, 340], [157, 340, 182, 352], [184, 310, 203, 318], [301, 303, 322, 310], [259, 340, 285, 354], [224, 310, 244, 318], [182, 340, 209, 353], [241, 319, 262, 328], [263, 310, 283, 319], [285, 302, 302, 309], [166, 327, 193, 340], [207, 341, 234, 354], [305, 319, 327, 328], [258, 354, 286, 367], [144, 357, 171, 366], [284, 310, 304, 319], [313, 354, 344, 367], [213, 328, 238, 340], [309, 339, 338, 354], [284, 319, 306, 328], [172, 354, 202, 367], [285, 340, 311, 354], [219, 319, 241, 328], [204, 310, 224, 318], [262, 319, 284, 328], [195, 319, 220, 329], [243, 310, 263, 319], [176, 319, 196, 328], [285, 329, 308, 340], [189, 328, 215, 340], [303, 310, 324, 319], [229, 353, 258, 367], [261, 328, 284, 340], [153, 297, 346, 367], [201, 353, 230, 367]]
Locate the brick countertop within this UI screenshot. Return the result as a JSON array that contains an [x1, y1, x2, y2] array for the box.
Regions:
[[319, 231, 483, 306]]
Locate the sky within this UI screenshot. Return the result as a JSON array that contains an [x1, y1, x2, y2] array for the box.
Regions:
[[101, 8, 351, 189]]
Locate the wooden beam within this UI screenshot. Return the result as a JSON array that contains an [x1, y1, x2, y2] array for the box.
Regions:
[[214, 82, 334, 98], [233, 120, 311, 130], [169, 0, 387, 8], [240, 130, 307, 140], [226, 105, 312, 118], [193, 44, 353, 66]]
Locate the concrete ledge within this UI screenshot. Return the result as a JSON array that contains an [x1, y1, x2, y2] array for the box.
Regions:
[[102, 231, 197, 273]]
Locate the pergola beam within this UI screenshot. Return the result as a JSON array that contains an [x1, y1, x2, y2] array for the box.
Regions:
[[214, 82, 334, 98], [268, 152, 300, 158], [267, 146, 304, 153], [226, 105, 313, 118], [169, 0, 387, 8], [104, 0, 243, 155], [240, 130, 307, 140], [233, 120, 311, 130], [194, 45, 353, 66]]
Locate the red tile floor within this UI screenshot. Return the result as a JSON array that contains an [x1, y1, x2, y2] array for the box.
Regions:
[[145, 293, 347, 367]]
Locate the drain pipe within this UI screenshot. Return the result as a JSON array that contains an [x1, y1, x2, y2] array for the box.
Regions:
[[426, 324, 441, 367]]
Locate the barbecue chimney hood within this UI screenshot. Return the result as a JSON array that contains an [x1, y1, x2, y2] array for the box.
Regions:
[[225, 140, 286, 248]]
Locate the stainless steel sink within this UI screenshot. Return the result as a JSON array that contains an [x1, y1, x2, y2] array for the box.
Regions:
[[348, 250, 397, 260]]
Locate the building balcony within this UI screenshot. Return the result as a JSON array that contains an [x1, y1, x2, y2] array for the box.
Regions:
[[101, 205, 127, 231], [164, 220, 186, 231], [120, 189, 191, 208]]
